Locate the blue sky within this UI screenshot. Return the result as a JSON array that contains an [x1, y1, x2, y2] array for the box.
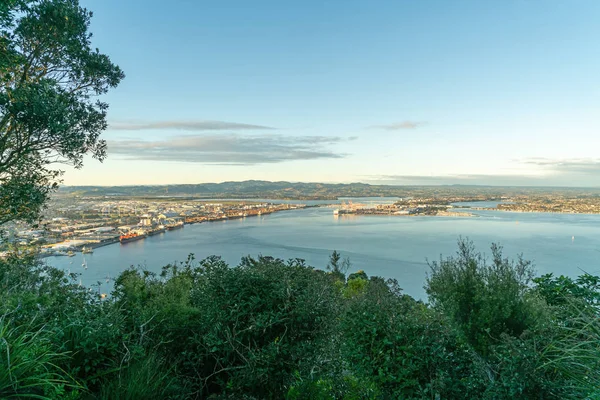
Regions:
[[65, 0, 600, 186]]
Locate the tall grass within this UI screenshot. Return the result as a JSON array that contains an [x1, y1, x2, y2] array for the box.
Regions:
[[539, 301, 600, 398], [0, 316, 78, 399], [95, 352, 187, 400]]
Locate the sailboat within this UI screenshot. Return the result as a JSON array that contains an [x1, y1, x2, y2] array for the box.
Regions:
[[82, 254, 87, 270]]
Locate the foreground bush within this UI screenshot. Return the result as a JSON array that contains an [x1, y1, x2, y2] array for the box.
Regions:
[[113, 255, 339, 398], [1, 240, 599, 399]]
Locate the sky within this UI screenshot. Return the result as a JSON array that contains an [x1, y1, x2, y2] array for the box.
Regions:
[[63, 0, 600, 186]]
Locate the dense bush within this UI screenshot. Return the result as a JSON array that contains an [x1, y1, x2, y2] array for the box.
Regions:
[[1, 240, 599, 399]]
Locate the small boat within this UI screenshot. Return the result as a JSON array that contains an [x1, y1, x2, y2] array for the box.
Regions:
[[82, 246, 93, 254], [67, 251, 75, 257]]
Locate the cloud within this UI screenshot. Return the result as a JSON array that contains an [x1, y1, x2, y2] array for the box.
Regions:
[[369, 174, 549, 186], [520, 158, 600, 174], [107, 134, 349, 165], [369, 170, 600, 187], [109, 120, 275, 131], [369, 121, 424, 130]]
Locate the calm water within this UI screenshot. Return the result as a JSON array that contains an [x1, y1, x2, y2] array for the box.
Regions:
[[46, 206, 600, 299]]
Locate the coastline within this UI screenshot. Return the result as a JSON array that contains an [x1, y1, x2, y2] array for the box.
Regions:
[[335, 211, 476, 218], [40, 206, 307, 257], [472, 207, 600, 215]]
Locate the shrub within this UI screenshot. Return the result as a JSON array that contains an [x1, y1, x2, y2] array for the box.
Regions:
[[340, 274, 484, 399], [426, 239, 544, 354]]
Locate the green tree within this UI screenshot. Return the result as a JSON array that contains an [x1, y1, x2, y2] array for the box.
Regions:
[[0, 0, 123, 224], [327, 250, 350, 282], [425, 239, 541, 354]]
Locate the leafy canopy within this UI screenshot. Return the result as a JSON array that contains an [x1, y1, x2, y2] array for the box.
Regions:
[[0, 0, 123, 224]]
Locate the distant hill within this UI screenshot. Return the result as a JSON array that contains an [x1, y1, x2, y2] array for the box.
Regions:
[[57, 180, 595, 200]]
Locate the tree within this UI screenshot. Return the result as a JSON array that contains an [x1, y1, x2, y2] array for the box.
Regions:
[[425, 239, 541, 354], [327, 250, 350, 281], [0, 0, 123, 224]]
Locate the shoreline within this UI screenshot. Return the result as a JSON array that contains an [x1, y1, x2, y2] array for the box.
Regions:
[[40, 206, 307, 258], [335, 211, 476, 218], [472, 207, 600, 215]]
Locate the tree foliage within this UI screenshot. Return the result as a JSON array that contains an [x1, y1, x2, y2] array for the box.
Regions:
[[426, 239, 542, 354], [0, 0, 123, 224], [1, 243, 599, 399]]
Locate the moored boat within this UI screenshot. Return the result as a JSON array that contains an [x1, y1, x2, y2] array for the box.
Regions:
[[166, 221, 184, 230], [119, 232, 147, 244], [147, 225, 166, 236]]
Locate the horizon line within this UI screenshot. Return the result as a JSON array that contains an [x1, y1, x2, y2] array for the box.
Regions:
[[58, 180, 600, 190]]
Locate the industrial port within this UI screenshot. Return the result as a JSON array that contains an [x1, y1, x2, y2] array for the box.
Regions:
[[7, 199, 307, 257]]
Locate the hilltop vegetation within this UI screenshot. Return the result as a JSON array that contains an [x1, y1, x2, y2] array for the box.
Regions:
[[2, 2, 600, 399], [2, 241, 600, 399]]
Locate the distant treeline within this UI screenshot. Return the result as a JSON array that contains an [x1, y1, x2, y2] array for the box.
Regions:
[[57, 180, 600, 200], [1, 240, 600, 399]]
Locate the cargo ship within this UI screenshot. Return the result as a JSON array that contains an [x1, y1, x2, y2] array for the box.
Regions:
[[119, 231, 147, 244], [166, 221, 184, 231], [146, 225, 166, 236]]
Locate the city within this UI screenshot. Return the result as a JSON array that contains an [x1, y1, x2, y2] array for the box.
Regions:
[[8, 183, 600, 257], [10, 197, 307, 256]]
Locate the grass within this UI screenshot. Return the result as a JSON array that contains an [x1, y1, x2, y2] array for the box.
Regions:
[[0, 316, 78, 399]]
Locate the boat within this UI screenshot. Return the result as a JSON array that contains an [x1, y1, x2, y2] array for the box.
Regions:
[[82, 246, 93, 254], [67, 251, 75, 257], [146, 225, 166, 236], [166, 221, 184, 231], [119, 231, 147, 244]]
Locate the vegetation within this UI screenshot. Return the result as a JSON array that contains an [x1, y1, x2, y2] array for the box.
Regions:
[[0, 0, 123, 225], [2, 2, 600, 399], [0, 240, 599, 399]]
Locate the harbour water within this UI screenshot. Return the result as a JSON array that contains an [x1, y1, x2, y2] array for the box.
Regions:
[[46, 204, 600, 299]]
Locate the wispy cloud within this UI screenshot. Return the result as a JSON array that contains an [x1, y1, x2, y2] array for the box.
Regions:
[[107, 134, 352, 165], [369, 174, 549, 186], [521, 158, 600, 174], [369, 169, 600, 187], [369, 121, 424, 130], [109, 120, 275, 131]]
